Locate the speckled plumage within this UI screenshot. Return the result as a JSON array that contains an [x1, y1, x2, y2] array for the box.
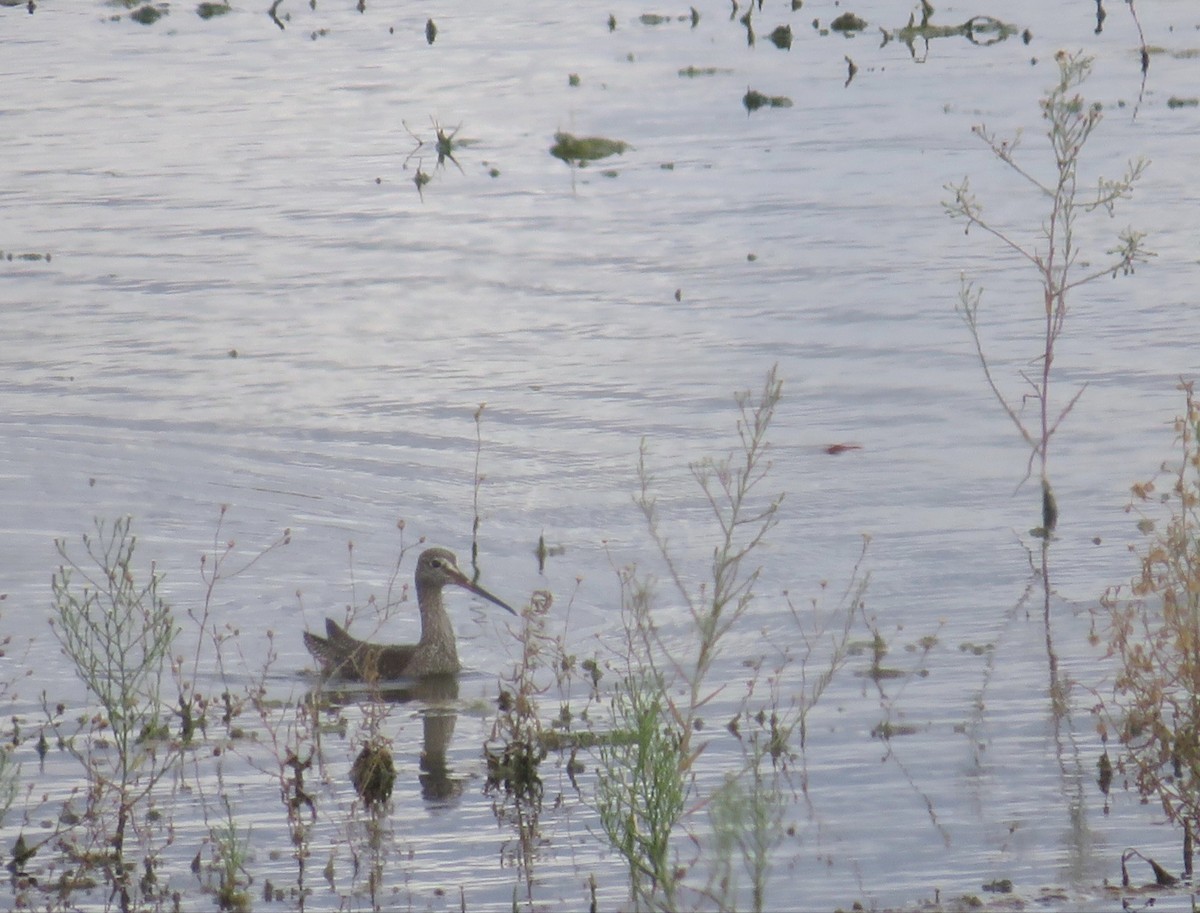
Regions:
[[303, 547, 516, 680]]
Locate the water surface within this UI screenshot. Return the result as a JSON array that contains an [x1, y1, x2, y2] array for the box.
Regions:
[[2, 0, 1199, 909]]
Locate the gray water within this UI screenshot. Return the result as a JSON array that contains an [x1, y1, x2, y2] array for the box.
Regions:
[[2, 0, 1199, 909]]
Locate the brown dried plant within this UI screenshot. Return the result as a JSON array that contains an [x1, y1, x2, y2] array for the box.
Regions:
[[1103, 380, 1200, 875]]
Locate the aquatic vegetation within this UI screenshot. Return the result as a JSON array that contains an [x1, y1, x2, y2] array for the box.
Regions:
[[349, 740, 396, 805], [1146, 46, 1200, 60], [885, 0, 1018, 58], [128, 3, 163, 24], [549, 131, 630, 165], [945, 51, 1151, 749], [944, 51, 1150, 528], [433, 122, 464, 172], [1104, 381, 1200, 877], [401, 118, 469, 198], [596, 666, 685, 909], [196, 2, 230, 18], [0, 748, 15, 826], [413, 165, 431, 200], [486, 590, 553, 799], [829, 12, 866, 33], [0, 615, 21, 828], [742, 89, 792, 112], [638, 10, 699, 28], [766, 24, 792, 49], [594, 367, 868, 911], [49, 517, 181, 911], [0, 378, 873, 911], [209, 800, 252, 911], [678, 65, 732, 78], [472, 402, 487, 568], [485, 602, 553, 901]]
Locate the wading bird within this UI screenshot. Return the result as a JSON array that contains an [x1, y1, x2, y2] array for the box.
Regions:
[[304, 547, 517, 680]]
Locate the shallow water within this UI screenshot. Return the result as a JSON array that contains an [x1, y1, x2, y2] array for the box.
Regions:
[[2, 0, 1199, 909]]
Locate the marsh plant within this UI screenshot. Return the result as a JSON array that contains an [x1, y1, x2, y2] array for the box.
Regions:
[[707, 546, 869, 911], [596, 366, 868, 911], [209, 797, 252, 912], [596, 658, 684, 910], [233, 638, 319, 894], [48, 516, 180, 910], [175, 505, 290, 744], [0, 746, 16, 827], [487, 590, 554, 798], [484, 589, 557, 900], [1103, 380, 1200, 875], [944, 50, 1150, 531], [0, 609, 24, 828]]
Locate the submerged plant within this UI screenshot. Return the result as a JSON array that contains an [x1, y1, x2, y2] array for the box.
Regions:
[[944, 50, 1150, 529]]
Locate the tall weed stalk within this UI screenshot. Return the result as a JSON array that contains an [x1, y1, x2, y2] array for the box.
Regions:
[[597, 368, 786, 910], [49, 516, 180, 911], [176, 504, 290, 743], [944, 50, 1150, 529], [597, 366, 865, 911]]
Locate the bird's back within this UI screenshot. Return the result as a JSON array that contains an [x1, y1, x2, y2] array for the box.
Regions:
[[305, 619, 423, 680]]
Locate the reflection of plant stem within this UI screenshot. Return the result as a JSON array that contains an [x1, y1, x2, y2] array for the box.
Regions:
[[945, 55, 1150, 778], [472, 402, 486, 575]]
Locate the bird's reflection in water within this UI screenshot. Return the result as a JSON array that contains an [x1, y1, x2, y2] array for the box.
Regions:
[[312, 672, 464, 806]]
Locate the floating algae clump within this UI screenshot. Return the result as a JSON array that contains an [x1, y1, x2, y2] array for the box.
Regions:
[[550, 132, 630, 165], [129, 4, 164, 23], [830, 11, 867, 32], [350, 743, 396, 806], [743, 89, 793, 112]]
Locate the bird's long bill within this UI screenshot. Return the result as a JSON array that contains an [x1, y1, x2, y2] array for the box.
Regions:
[[451, 568, 518, 616]]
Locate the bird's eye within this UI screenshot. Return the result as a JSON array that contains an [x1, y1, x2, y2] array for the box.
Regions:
[[430, 558, 442, 568]]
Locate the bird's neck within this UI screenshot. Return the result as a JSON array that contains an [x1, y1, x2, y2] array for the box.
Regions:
[[416, 586, 458, 656]]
